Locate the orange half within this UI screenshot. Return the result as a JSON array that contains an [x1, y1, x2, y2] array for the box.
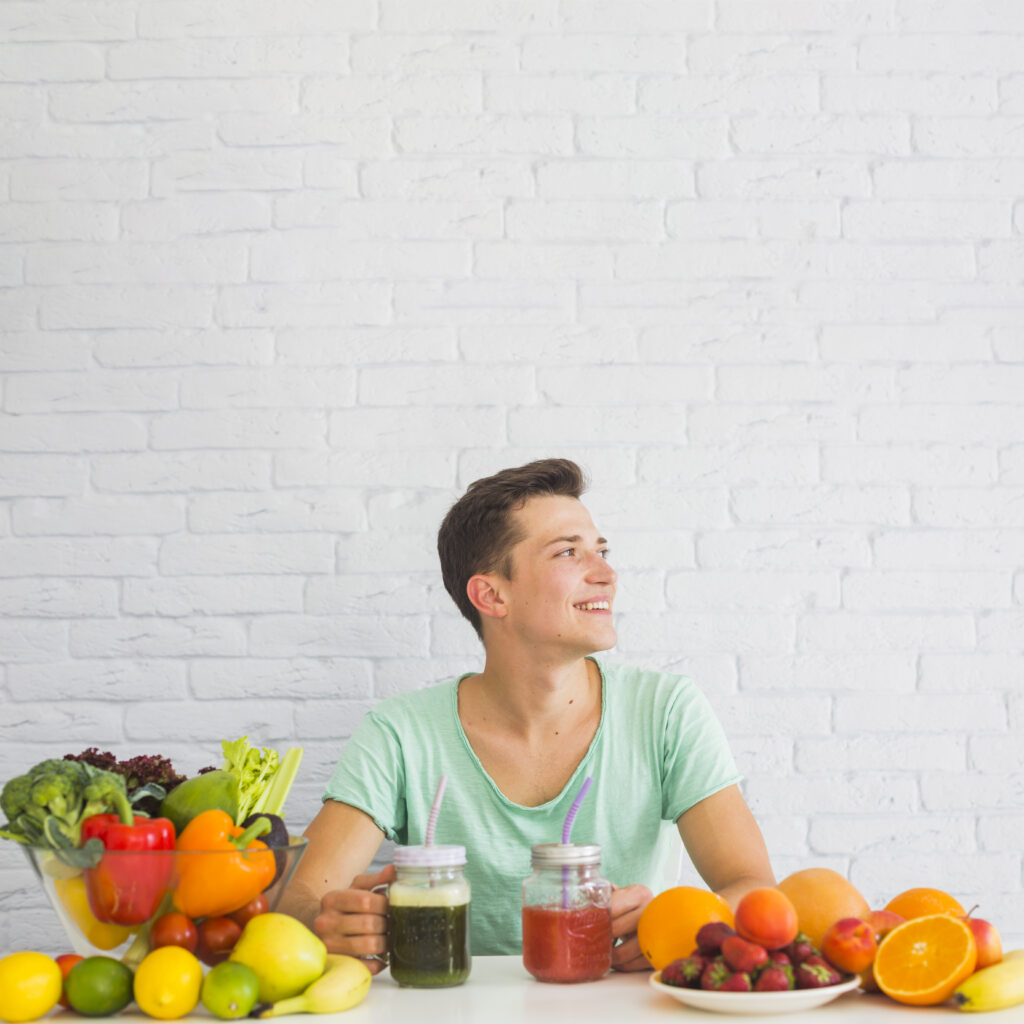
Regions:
[[873, 913, 977, 1006]]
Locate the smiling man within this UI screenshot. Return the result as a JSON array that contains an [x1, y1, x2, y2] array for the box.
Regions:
[[282, 458, 775, 971]]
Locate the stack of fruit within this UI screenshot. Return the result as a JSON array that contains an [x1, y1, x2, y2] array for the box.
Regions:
[[0, 914, 371, 1022], [640, 867, 1024, 1013], [643, 884, 848, 993]]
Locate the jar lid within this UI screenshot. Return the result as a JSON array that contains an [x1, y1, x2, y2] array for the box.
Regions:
[[530, 842, 602, 866], [393, 844, 466, 867]]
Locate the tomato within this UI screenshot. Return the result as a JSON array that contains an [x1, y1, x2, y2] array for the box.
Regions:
[[196, 917, 242, 967], [151, 911, 199, 953], [228, 893, 269, 929], [55, 953, 83, 1009]]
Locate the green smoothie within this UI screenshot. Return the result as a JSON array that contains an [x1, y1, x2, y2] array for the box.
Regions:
[[388, 877, 471, 988]]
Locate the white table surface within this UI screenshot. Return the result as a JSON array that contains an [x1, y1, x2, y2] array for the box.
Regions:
[[84, 952, 1024, 1023]]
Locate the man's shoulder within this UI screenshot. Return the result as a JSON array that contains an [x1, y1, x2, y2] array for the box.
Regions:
[[597, 658, 693, 691], [366, 674, 463, 722]]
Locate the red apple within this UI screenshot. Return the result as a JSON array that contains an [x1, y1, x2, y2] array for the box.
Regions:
[[961, 914, 1002, 969], [821, 917, 877, 974], [859, 909, 905, 992]]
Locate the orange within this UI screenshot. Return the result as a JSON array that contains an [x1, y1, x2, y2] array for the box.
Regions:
[[775, 867, 871, 948], [873, 913, 977, 1005], [637, 886, 734, 970], [883, 887, 966, 920]]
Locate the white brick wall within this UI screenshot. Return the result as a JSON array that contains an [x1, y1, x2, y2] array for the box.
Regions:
[[2, 0, 1023, 954]]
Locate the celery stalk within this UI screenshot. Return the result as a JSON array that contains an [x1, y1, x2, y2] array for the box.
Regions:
[[250, 747, 303, 818]]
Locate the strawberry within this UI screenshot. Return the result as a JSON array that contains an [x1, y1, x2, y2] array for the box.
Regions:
[[695, 921, 737, 956], [661, 955, 707, 989], [700, 957, 733, 991], [795, 955, 842, 989], [782, 932, 817, 964], [719, 971, 753, 992], [721, 935, 769, 974], [754, 965, 794, 992]]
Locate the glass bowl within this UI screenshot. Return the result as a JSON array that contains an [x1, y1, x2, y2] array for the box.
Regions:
[[22, 835, 308, 960]]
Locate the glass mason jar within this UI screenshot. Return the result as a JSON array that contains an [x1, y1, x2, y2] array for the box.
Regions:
[[521, 843, 613, 983], [386, 844, 471, 988]]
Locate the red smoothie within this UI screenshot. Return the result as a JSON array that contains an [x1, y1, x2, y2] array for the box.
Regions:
[[522, 904, 613, 983]]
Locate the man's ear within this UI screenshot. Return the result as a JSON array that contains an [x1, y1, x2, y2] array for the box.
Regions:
[[466, 573, 507, 622]]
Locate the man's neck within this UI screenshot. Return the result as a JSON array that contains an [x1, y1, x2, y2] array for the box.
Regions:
[[463, 653, 600, 741]]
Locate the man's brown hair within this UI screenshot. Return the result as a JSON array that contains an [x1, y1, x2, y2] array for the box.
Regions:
[[437, 458, 588, 638]]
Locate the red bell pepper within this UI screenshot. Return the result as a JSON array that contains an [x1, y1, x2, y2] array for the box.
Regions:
[[82, 790, 176, 926]]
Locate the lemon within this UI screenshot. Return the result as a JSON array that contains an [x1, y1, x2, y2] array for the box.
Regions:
[[133, 946, 202, 1020], [0, 952, 62, 1023], [64, 956, 134, 1018]]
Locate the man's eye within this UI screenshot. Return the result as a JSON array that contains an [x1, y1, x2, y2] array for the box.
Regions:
[[557, 548, 575, 557], [600, 549, 610, 560]]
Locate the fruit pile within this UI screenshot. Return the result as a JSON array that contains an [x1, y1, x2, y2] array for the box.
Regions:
[[659, 887, 846, 993], [0, 914, 371, 1022], [642, 868, 1024, 1012]]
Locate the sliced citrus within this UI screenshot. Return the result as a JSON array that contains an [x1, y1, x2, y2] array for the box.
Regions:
[[637, 886, 734, 970], [883, 886, 965, 920], [873, 913, 977, 1006]]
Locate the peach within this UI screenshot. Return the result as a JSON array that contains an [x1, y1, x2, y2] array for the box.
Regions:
[[859, 909, 904, 992], [735, 887, 800, 950], [821, 916, 877, 974]]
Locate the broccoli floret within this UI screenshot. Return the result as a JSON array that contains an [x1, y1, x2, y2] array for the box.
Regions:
[[0, 774, 33, 823], [29, 760, 89, 821], [0, 758, 130, 850]]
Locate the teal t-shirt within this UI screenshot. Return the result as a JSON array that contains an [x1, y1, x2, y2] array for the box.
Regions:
[[323, 658, 741, 955]]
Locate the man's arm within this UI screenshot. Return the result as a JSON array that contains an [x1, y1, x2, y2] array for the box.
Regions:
[[676, 784, 776, 910], [278, 800, 393, 971]]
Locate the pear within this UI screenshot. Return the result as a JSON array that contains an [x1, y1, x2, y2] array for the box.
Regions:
[[228, 913, 327, 1003]]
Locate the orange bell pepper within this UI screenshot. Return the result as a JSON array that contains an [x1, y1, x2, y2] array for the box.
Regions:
[[172, 809, 275, 919]]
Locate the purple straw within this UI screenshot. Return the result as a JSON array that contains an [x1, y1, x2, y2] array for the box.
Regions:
[[561, 776, 594, 908], [424, 774, 448, 847], [562, 776, 593, 844]]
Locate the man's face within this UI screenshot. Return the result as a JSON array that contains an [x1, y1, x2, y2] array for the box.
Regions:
[[494, 494, 618, 655]]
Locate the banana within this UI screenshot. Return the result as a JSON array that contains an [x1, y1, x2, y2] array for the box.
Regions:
[[953, 949, 1024, 1013], [256, 955, 372, 1017]]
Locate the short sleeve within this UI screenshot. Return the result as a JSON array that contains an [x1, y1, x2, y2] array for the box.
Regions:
[[323, 710, 408, 843], [660, 680, 742, 822]]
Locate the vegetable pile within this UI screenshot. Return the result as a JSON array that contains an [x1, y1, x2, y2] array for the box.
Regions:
[[0, 736, 304, 969]]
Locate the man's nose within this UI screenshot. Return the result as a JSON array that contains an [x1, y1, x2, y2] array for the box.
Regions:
[[586, 551, 617, 584]]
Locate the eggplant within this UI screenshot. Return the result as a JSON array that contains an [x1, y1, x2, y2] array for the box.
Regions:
[[241, 812, 290, 887], [159, 770, 239, 835]]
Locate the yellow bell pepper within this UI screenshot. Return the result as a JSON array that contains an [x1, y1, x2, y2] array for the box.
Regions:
[[54, 874, 133, 951]]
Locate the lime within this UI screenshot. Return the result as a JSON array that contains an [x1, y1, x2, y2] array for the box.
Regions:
[[0, 951, 62, 1023], [64, 956, 134, 1017], [133, 946, 202, 1020], [201, 961, 261, 1019]]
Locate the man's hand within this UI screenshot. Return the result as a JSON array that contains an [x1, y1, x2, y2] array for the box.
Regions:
[[610, 883, 653, 972], [312, 864, 396, 974]]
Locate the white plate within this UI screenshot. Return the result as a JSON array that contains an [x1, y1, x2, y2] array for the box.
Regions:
[[649, 972, 860, 1015]]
